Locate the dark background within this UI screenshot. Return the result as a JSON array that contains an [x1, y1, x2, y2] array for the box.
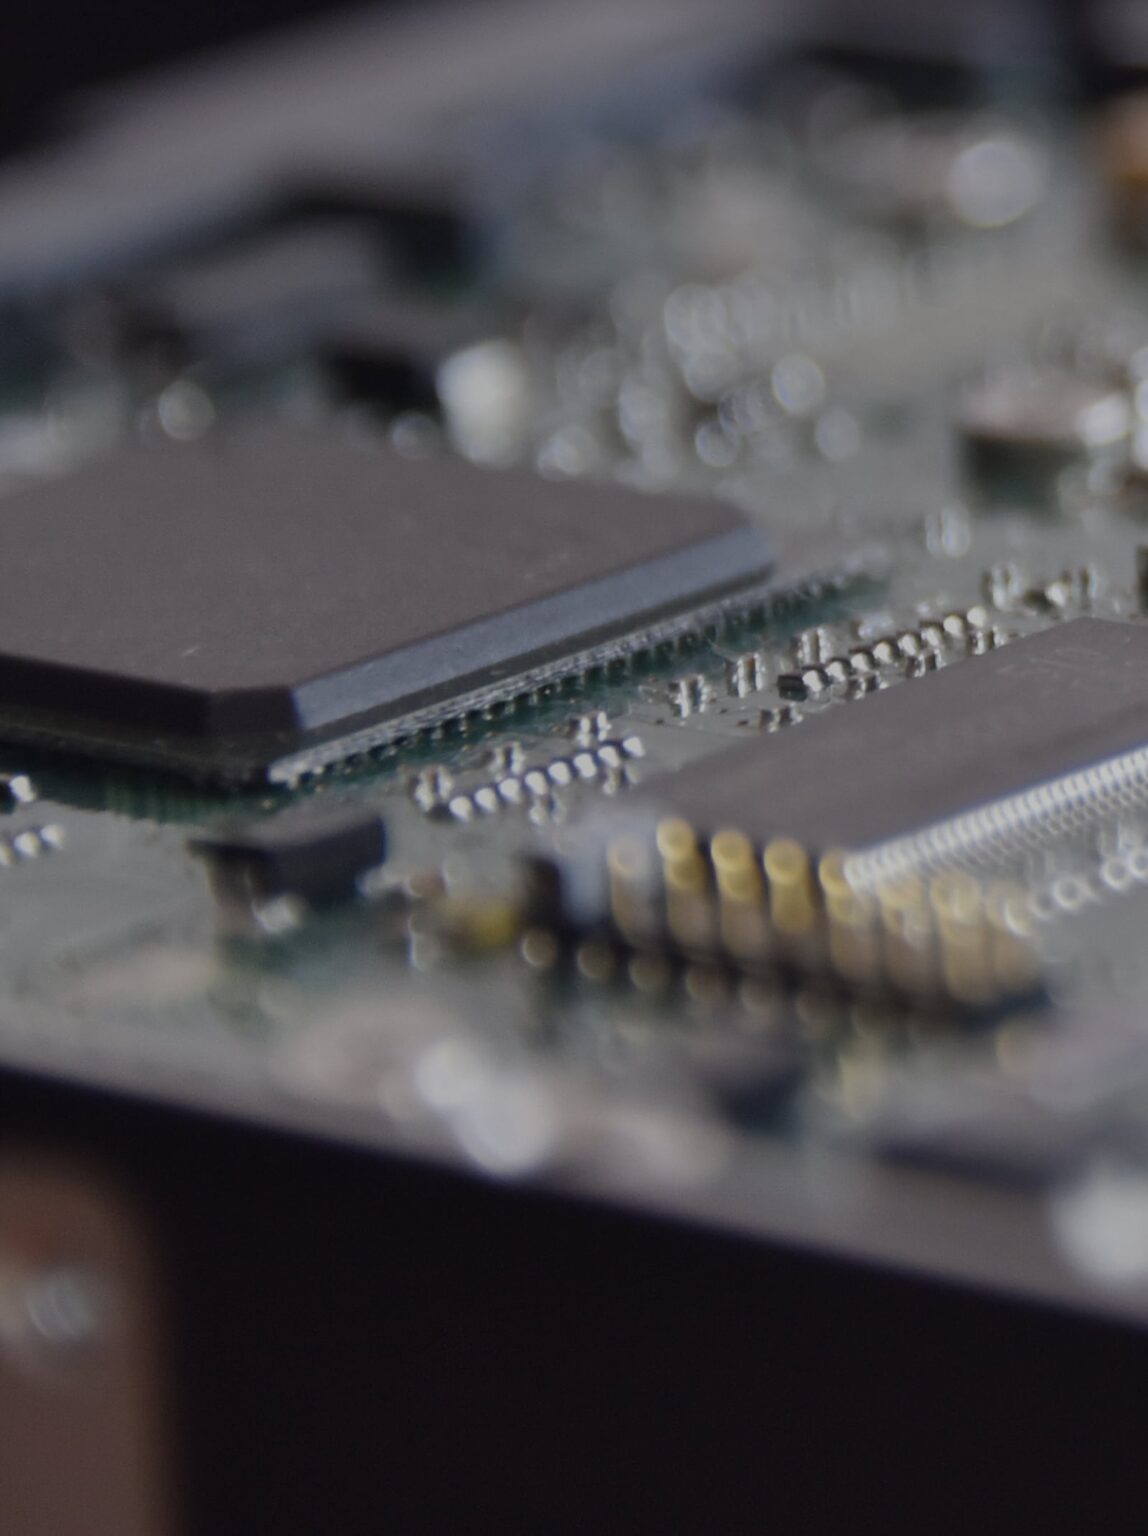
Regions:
[[2, 0, 1119, 159], [3, 0, 378, 150]]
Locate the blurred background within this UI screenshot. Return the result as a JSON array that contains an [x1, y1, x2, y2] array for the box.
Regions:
[[8, 4, 1148, 1533]]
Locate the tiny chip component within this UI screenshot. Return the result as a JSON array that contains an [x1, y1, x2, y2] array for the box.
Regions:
[[0, 421, 771, 783], [320, 300, 506, 418], [957, 371, 1131, 493], [190, 805, 387, 914], [0, 770, 36, 811]]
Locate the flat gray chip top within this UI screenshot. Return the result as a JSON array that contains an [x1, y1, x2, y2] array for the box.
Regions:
[[638, 618, 1148, 851], [0, 421, 771, 779]]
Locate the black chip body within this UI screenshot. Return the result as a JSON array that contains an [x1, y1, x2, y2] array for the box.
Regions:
[[191, 807, 387, 908], [320, 300, 504, 415], [0, 422, 771, 782], [638, 618, 1148, 852]]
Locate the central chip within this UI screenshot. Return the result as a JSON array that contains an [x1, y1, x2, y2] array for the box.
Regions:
[[0, 422, 771, 782]]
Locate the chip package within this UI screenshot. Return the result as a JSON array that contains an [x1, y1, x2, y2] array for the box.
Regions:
[[524, 620, 1148, 1012], [0, 422, 772, 782], [632, 618, 1148, 860]]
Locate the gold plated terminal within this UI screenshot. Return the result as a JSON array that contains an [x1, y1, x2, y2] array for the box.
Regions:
[[819, 850, 880, 984], [607, 835, 660, 947], [985, 881, 1041, 996], [877, 876, 936, 995], [763, 838, 817, 938], [930, 870, 993, 1005], [710, 828, 769, 961], [530, 816, 1043, 1018], [656, 818, 715, 951]]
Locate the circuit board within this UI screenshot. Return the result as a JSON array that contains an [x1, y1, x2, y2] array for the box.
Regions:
[[8, 0, 1148, 1334]]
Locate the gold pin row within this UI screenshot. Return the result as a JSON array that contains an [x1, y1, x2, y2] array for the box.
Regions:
[[850, 868, 1040, 1006], [602, 819, 1040, 1010]]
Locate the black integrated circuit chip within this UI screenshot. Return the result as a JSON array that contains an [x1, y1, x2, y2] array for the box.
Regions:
[[190, 805, 387, 909], [636, 618, 1148, 853], [0, 422, 772, 782]]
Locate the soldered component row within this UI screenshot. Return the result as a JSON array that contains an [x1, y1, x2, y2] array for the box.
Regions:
[[532, 817, 1040, 1014], [0, 823, 65, 867], [778, 609, 1006, 704], [412, 736, 645, 821]]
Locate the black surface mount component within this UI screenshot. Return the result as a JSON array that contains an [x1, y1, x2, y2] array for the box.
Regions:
[[190, 805, 386, 909], [0, 421, 772, 783], [634, 618, 1148, 853], [320, 300, 504, 416]]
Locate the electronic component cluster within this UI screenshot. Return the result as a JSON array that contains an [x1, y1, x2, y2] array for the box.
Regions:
[[5, 12, 1148, 1322]]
